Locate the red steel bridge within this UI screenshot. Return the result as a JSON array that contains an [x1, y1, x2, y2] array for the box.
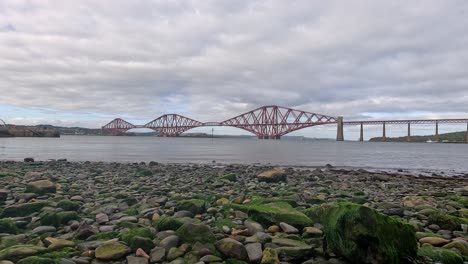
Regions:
[[101, 105, 468, 142]]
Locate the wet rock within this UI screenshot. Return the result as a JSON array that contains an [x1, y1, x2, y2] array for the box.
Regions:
[[260, 248, 279, 264], [0, 202, 49, 217], [258, 168, 287, 183], [95, 241, 131, 261], [31, 226, 56, 235], [215, 238, 248, 261], [159, 235, 180, 252], [245, 242, 263, 263], [126, 256, 148, 264], [279, 222, 299, 234], [419, 237, 450, 246], [229, 201, 312, 228], [150, 247, 165, 262], [0, 245, 48, 261], [176, 223, 216, 244], [418, 245, 463, 264], [43, 237, 75, 250], [95, 213, 109, 224], [25, 180, 56, 195]]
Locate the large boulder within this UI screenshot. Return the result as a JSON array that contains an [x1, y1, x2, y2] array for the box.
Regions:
[[229, 201, 312, 228], [320, 203, 417, 264], [25, 180, 56, 195], [258, 168, 287, 183]]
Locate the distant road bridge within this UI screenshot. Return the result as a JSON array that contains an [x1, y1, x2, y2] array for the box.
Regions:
[[101, 105, 468, 142]]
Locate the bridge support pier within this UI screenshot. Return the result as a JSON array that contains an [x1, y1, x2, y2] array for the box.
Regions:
[[466, 123, 468, 143], [382, 122, 386, 142], [435, 121, 439, 142], [407, 123, 411, 142], [336, 116, 344, 141], [359, 123, 364, 142]]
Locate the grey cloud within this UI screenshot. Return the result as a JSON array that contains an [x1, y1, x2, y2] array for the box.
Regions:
[[0, 0, 468, 128]]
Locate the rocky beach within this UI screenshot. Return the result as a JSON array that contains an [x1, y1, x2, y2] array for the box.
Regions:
[[0, 160, 467, 264]]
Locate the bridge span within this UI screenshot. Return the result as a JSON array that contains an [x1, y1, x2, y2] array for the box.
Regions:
[[101, 105, 468, 142]]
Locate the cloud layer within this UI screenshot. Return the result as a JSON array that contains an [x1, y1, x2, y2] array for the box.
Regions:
[[1, 0, 468, 133]]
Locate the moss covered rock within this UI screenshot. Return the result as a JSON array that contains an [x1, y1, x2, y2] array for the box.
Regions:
[[177, 199, 206, 215], [0, 202, 48, 218], [0, 245, 47, 261], [0, 219, 17, 234], [16, 256, 55, 264], [418, 245, 463, 264], [222, 173, 237, 182], [229, 202, 312, 228], [176, 223, 216, 244], [258, 168, 287, 183], [56, 200, 80, 211], [95, 241, 131, 261], [427, 212, 468, 231], [40, 211, 79, 227], [118, 227, 154, 245], [321, 203, 417, 264], [153, 216, 184, 231]]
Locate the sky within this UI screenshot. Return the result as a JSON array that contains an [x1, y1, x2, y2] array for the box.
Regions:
[[1, 1, 468, 139]]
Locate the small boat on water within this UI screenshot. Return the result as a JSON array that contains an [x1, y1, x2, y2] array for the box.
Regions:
[[426, 139, 436, 143]]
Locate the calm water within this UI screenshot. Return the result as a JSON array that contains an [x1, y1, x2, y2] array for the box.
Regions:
[[0, 136, 467, 175]]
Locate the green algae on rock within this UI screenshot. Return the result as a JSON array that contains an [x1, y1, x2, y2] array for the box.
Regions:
[[0, 219, 17, 235], [0, 202, 49, 218], [228, 201, 312, 228], [427, 212, 468, 231], [320, 202, 417, 264], [177, 199, 207, 215], [0, 245, 48, 261], [118, 227, 155, 245], [176, 222, 216, 244], [418, 244, 463, 264], [153, 216, 184, 231], [25, 180, 56, 195], [95, 241, 131, 261], [16, 256, 55, 264]]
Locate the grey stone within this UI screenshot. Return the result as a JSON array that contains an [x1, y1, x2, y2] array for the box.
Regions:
[[31, 226, 57, 235], [215, 238, 248, 260], [159, 235, 180, 252], [126, 256, 148, 264], [279, 222, 299, 234], [245, 220, 264, 235], [245, 243, 263, 263], [150, 247, 165, 262]]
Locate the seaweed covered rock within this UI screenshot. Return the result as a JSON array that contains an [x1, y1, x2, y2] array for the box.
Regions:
[[258, 168, 287, 183], [229, 201, 312, 228], [0, 219, 17, 234], [418, 245, 463, 264], [0, 202, 48, 218], [0, 245, 48, 261], [176, 199, 206, 215], [321, 203, 417, 264], [16, 256, 55, 264], [176, 223, 216, 244], [427, 212, 468, 231], [95, 241, 131, 261], [153, 216, 183, 231], [25, 180, 56, 195]]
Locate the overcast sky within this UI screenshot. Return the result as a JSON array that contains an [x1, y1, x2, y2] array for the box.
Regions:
[[1, 1, 468, 138]]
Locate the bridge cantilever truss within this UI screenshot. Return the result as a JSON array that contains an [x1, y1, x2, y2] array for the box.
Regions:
[[220, 105, 337, 139], [101, 105, 338, 139]]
